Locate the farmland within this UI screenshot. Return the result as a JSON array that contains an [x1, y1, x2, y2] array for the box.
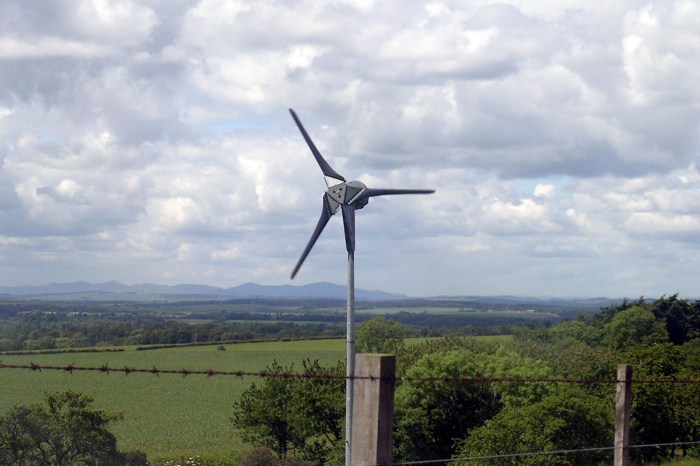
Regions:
[[0, 339, 346, 462], [0, 295, 571, 353], [1, 293, 698, 465], [0, 335, 512, 462], [0, 294, 624, 463]]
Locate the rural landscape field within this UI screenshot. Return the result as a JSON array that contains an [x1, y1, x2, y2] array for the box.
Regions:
[[0, 339, 347, 462], [0, 290, 556, 464], [1, 290, 698, 465]]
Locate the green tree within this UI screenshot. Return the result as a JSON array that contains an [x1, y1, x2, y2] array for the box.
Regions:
[[507, 336, 620, 391], [649, 294, 700, 344], [356, 316, 404, 353], [602, 306, 668, 350], [595, 295, 700, 345], [0, 391, 131, 466], [394, 351, 498, 462], [396, 336, 500, 376], [547, 319, 602, 346], [25, 335, 56, 350], [0, 337, 15, 351], [291, 360, 345, 464], [232, 361, 303, 459], [480, 347, 553, 409], [456, 386, 612, 466], [0, 406, 39, 465], [394, 346, 555, 463], [232, 359, 345, 464], [623, 343, 700, 463]]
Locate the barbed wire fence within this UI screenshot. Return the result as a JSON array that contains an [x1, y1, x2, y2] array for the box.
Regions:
[[1, 361, 699, 384], [1, 358, 699, 465], [389, 441, 700, 465]]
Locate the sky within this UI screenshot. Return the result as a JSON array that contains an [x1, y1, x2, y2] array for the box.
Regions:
[[0, 0, 699, 298]]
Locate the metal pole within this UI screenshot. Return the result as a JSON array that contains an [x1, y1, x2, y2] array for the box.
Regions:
[[345, 252, 356, 466]]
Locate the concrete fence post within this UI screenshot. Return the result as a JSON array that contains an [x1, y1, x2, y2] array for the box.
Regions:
[[351, 354, 396, 466], [614, 364, 633, 466]]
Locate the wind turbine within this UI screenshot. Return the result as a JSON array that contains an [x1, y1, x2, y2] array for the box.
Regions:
[[288, 109, 434, 465]]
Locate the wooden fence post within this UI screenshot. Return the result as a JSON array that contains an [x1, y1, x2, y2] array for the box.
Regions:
[[614, 364, 633, 466], [351, 354, 396, 465]]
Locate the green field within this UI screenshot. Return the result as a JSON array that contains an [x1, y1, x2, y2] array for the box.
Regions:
[[0, 339, 345, 462], [0, 336, 513, 463], [338, 306, 556, 318]]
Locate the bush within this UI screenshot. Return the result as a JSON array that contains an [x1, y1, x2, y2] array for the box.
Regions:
[[0, 391, 128, 466], [456, 386, 613, 466], [241, 447, 314, 466], [122, 450, 150, 465]]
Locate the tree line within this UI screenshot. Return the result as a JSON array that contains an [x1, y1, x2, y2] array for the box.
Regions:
[[0, 306, 544, 352], [231, 295, 699, 465], [0, 316, 345, 352]]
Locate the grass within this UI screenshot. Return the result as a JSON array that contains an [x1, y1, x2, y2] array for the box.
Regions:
[[0, 339, 344, 462], [0, 336, 511, 463]]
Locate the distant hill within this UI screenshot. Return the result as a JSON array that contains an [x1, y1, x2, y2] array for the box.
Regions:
[[0, 282, 633, 311], [0, 281, 407, 301], [431, 294, 623, 310]]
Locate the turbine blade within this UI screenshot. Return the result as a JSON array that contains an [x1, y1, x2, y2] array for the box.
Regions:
[[341, 204, 356, 254], [352, 188, 435, 203], [289, 109, 346, 186], [291, 195, 337, 279]]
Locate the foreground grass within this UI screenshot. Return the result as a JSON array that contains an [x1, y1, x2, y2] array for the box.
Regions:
[[0, 336, 511, 462], [661, 460, 700, 466], [0, 339, 344, 462]]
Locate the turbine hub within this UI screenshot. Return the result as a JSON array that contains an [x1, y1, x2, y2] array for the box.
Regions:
[[325, 180, 369, 210], [346, 180, 368, 209]]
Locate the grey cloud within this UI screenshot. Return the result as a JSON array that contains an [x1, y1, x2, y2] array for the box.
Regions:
[[143, 0, 197, 54], [286, 2, 699, 180], [36, 185, 87, 204], [0, 57, 98, 106], [0, 2, 74, 38], [1, 0, 699, 297], [0, 172, 21, 210]]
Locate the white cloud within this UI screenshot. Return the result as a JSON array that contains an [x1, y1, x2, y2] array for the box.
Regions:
[[534, 184, 556, 198], [625, 212, 700, 237], [73, 0, 157, 45], [0, 0, 699, 297], [148, 197, 201, 232], [0, 36, 110, 58]]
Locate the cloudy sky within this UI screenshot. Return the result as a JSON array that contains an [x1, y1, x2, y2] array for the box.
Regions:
[[0, 0, 699, 297]]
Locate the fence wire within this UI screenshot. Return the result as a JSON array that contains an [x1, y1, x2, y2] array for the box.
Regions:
[[1, 361, 699, 385], [390, 440, 700, 465], [2, 360, 699, 466]]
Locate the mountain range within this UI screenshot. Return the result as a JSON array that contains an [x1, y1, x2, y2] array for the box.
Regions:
[[0, 281, 407, 301], [0, 281, 630, 312]]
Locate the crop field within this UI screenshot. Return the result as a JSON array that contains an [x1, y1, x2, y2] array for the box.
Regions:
[[0, 339, 345, 462], [357, 306, 556, 317], [0, 336, 512, 462]]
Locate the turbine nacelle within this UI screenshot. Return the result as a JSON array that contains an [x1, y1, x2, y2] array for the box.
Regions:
[[289, 108, 435, 279], [325, 180, 369, 214]]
